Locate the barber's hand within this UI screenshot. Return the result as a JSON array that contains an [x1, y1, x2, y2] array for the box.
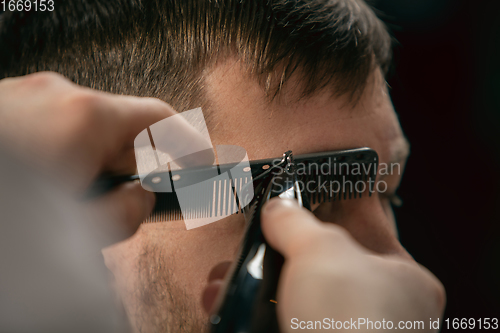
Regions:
[[261, 198, 445, 333], [0, 72, 213, 242]]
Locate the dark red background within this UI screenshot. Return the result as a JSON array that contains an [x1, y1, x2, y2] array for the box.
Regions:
[[375, 0, 500, 330]]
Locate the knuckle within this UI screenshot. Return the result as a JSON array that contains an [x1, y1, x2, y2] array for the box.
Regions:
[[60, 91, 106, 126], [120, 191, 148, 230], [142, 97, 176, 115], [64, 90, 103, 112], [322, 223, 351, 243], [22, 71, 67, 87], [51, 91, 108, 147]]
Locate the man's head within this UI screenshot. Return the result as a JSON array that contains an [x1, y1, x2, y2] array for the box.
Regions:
[[0, 1, 410, 332], [0, 0, 391, 114]]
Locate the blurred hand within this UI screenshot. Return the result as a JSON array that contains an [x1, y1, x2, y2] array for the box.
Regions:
[[0, 72, 213, 242], [260, 198, 445, 333]]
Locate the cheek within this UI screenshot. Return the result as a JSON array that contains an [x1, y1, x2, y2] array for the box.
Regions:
[[381, 198, 398, 237], [313, 196, 407, 257], [147, 215, 246, 291]]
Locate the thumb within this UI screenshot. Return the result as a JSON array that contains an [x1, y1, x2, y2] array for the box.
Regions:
[[261, 198, 327, 258]]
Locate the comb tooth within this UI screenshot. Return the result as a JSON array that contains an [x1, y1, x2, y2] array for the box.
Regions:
[[201, 183, 205, 218], [348, 175, 353, 200], [239, 177, 244, 213], [353, 168, 356, 198], [225, 179, 227, 216], [195, 185, 199, 219], [228, 178, 233, 215], [233, 178, 241, 214], [165, 193, 169, 220], [217, 179, 222, 217], [351, 175, 355, 199], [159, 194, 163, 221], [153, 196, 157, 222], [233, 179, 236, 214], [162, 194, 165, 219], [226, 178, 229, 216], [211, 180, 216, 218], [369, 174, 373, 196], [209, 180, 214, 218], [347, 174, 351, 201], [232, 178, 235, 215], [200, 183, 204, 219], [309, 174, 314, 204], [193, 186, 196, 219], [340, 175, 344, 202], [199, 183, 202, 218], [330, 175, 336, 202], [337, 170, 342, 202], [359, 173, 363, 198], [321, 180, 326, 203], [317, 176, 322, 205], [164, 195, 168, 221], [343, 176, 347, 201], [327, 174, 332, 202], [196, 185, 199, 219], [204, 181, 208, 217], [314, 177, 318, 204], [161, 194, 164, 221], [188, 192, 191, 220], [154, 195, 157, 222], [346, 175, 350, 200], [355, 174, 358, 198], [228, 178, 233, 216], [311, 176, 318, 205], [236, 178, 241, 214], [184, 193, 188, 220], [189, 195, 192, 220], [318, 175, 322, 204], [339, 175, 343, 201], [179, 199, 182, 219], [332, 179, 336, 202], [232, 178, 239, 215], [360, 174, 364, 196], [243, 177, 249, 213], [234, 178, 239, 214], [191, 190, 194, 219], [166, 194, 170, 220], [192, 187, 195, 219]]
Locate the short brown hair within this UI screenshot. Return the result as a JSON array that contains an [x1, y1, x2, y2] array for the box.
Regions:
[[0, 0, 392, 111]]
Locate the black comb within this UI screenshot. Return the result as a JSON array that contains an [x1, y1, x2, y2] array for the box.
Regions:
[[92, 147, 378, 222]]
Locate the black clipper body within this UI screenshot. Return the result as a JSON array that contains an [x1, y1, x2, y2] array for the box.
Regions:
[[209, 151, 310, 333]]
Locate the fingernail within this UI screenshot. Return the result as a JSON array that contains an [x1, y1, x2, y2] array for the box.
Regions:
[[262, 198, 297, 214]]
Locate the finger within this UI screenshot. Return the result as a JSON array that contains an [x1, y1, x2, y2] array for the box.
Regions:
[[89, 181, 155, 244], [101, 147, 137, 175], [105, 96, 215, 167], [261, 198, 344, 258]]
